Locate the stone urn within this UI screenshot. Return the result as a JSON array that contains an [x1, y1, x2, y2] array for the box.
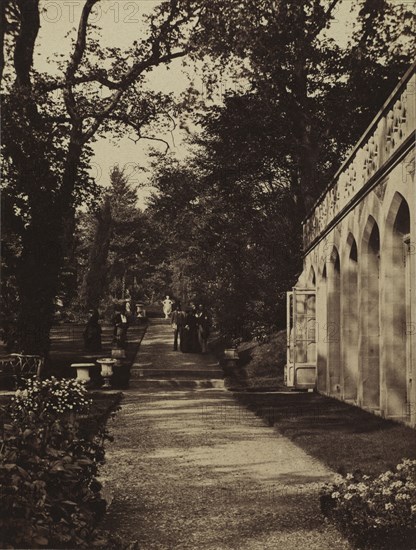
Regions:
[[97, 358, 117, 389], [224, 348, 239, 360]]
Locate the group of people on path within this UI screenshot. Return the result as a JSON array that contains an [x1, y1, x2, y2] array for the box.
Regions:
[[83, 304, 130, 352], [84, 295, 211, 355], [168, 300, 210, 354]]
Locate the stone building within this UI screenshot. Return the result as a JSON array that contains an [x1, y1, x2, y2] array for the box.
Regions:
[[286, 62, 416, 427]]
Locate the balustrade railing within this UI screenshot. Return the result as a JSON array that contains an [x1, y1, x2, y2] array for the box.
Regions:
[[303, 64, 415, 251]]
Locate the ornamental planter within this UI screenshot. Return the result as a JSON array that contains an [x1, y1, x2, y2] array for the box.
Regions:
[[222, 348, 241, 390], [97, 358, 117, 389], [224, 348, 239, 360]]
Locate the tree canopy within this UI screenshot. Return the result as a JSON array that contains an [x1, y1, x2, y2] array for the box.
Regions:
[[1, 0, 415, 352]]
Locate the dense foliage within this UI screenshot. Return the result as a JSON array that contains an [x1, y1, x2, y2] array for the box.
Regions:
[[147, 151, 301, 342], [144, 0, 415, 342], [0, 378, 113, 548], [0, 0, 201, 354], [72, 165, 170, 319], [1, 0, 415, 352]]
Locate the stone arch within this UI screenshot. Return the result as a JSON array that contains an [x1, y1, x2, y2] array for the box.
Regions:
[[382, 193, 411, 419], [326, 246, 341, 395], [359, 216, 381, 411], [342, 233, 359, 401], [317, 263, 328, 392]]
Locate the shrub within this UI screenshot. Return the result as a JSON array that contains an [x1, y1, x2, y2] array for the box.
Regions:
[[320, 459, 416, 549], [0, 378, 111, 548]]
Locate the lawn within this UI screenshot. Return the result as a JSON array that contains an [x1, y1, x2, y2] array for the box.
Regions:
[[0, 322, 147, 390], [235, 391, 416, 477], [233, 329, 416, 476], [47, 322, 147, 383], [236, 329, 287, 390]]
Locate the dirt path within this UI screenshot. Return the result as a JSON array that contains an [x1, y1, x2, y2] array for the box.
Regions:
[[100, 321, 350, 549]]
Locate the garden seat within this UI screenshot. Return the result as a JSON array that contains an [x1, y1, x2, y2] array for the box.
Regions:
[[0, 356, 16, 389], [0, 354, 44, 389], [11, 353, 44, 379]]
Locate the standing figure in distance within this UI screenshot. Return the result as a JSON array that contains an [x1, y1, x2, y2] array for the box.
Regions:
[[83, 309, 102, 352], [171, 302, 186, 351], [184, 304, 201, 353], [162, 295, 174, 319], [196, 304, 210, 354]]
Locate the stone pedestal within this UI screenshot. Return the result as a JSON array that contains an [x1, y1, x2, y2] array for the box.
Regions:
[[222, 349, 241, 390], [71, 363, 94, 383]]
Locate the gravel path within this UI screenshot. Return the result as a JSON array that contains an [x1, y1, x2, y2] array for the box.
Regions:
[[99, 322, 350, 549]]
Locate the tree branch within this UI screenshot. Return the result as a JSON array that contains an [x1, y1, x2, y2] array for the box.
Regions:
[[110, 113, 174, 153], [128, 134, 171, 153], [82, 49, 186, 142], [309, 0, 341, 41], [39, 72, 121, 93], [64, 0, 99, 122]]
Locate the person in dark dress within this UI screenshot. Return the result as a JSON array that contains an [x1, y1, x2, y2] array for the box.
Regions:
[[83, 309, 102, 351], [182, 304, 201, 353], [196, 304, 210, 354], [171, 302, 186, 351]]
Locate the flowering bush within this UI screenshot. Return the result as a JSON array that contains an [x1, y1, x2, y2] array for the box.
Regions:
[[320, 459, 416, 549], [0, 377, 112, 548], [11, 377, 91, 422]]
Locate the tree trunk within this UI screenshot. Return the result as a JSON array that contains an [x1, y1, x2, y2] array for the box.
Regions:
[[291, 4, 321, 215], [15, 220, 62, 356], [12, 130, 83, 356]]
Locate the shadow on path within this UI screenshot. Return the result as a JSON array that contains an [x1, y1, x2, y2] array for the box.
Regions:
[[100, 322, 350, 550]]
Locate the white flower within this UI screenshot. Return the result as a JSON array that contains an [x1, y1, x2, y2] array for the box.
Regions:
[[331, 492, 340, 499], [391, 481, 404, 489], [379, 472, 393, 482], [385, 503, 394, 511], [344, 493, 353, 500]]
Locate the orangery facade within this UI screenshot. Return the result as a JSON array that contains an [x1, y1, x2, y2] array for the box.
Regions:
[[286, 63, 416, 427]]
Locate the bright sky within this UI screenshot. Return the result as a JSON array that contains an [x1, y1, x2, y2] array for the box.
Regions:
[[34, 0, 357, 207]]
